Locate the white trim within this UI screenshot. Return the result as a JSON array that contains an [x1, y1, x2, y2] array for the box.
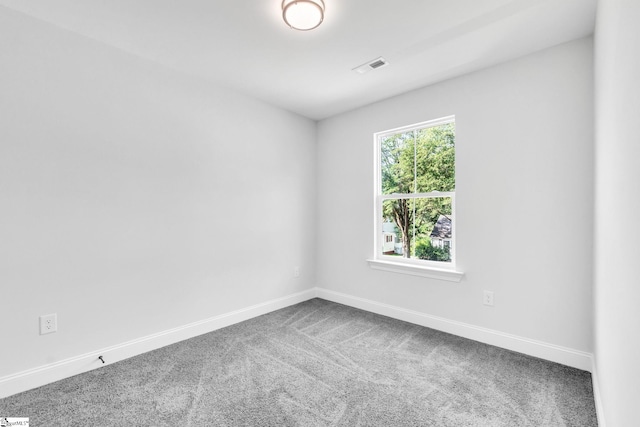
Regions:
[[367, 259, 464, 282], [2, 287, 597, 403], [0, 289, 317, 399], [375, 115, 456, 137], [591, 360, 607, 427], [315, 287, 594, 371]]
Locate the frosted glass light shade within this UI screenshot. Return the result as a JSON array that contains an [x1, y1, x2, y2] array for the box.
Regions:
[[282, 0, 325, 31]]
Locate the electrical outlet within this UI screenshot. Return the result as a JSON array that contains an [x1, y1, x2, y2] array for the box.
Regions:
[[293, 266, 300, 277], [40, 313, 57, 335], [483, 291, 494, 306]]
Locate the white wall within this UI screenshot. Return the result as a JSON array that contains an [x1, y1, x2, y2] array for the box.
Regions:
[[594, 0, 640, 425], [0, 7, 316, 379], [317, 38, 594, 354]]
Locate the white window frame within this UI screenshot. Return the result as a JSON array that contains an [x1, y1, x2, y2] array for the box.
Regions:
[[368, 116, 464, 282]]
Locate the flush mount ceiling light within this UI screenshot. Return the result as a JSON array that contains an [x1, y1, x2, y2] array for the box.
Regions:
[[282, 0, 325, 31]]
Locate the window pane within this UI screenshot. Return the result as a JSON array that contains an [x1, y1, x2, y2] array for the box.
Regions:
[[380, 131, 416, 195], [381, 197, 452, 262], [415, 122, 455, 193], [380, 122, 455, 195]]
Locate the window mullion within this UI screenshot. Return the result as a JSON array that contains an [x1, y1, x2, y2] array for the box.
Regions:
[[412, 129, 417, 256], [380, 192, 455, 201]]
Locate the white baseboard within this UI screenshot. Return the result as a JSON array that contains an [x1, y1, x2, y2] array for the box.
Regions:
[[2, 287, 596, 400], [315, 288, 594, 372], [0, 289, 317, 399], [590, 361, 607, 427]]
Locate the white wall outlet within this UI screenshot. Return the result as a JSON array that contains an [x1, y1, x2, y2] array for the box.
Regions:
[[293, 266, 300, 277], [483, 291, 494, 306], [40, 313, 57, 335]]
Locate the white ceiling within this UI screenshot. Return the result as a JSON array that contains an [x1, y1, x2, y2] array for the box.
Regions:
[[0, 0, 596, 120]]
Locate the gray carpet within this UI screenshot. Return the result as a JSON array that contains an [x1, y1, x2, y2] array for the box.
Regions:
[[0, 298, 597, 426]]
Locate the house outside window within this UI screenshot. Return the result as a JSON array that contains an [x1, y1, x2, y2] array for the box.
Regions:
[[373, 116, 456, 269]]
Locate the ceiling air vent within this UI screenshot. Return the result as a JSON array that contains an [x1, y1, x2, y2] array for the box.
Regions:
[[352, 57, 389, 74]]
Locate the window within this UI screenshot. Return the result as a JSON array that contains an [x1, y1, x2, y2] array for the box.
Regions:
[[370, 116, 462, 281]]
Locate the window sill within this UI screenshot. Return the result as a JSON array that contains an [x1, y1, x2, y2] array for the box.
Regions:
[[367, 259, 464, 282]]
